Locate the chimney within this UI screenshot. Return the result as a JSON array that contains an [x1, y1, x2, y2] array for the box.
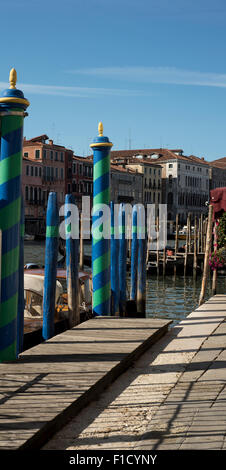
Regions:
[[49, 139, 53, 145]]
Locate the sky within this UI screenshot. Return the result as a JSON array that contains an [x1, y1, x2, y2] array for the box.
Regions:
[[1, 0, 226, 161]]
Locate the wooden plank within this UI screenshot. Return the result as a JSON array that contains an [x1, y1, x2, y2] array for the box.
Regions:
[[0, 317, 171, 450]]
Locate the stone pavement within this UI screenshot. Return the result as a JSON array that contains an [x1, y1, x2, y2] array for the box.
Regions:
[[43, 295, 226, 451]]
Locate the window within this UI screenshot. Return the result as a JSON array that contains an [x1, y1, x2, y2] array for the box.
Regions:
[[60, 168, 64, 180], [39, 167, 42, 177], [24, 152, 28, 158], [26, 165, 29, 176], [35, 167, 38, 177], [55, 168, 58, 179], [55, 152, 58, 161], [30, 166, 34, 176], [43, 149, 46, 159], [50, 151, 53, 160], [25, 186, 28, 200], [60, 152, 64, 162], [68, 183, 71, 193], [169, 163, 173, 168], [35, 149, 40, 159]]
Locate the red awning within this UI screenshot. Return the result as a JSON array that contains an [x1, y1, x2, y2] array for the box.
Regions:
[[210, 187, 226, 219]]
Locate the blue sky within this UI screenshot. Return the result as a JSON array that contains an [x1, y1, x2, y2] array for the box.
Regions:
[[1, 0, 226, 160]]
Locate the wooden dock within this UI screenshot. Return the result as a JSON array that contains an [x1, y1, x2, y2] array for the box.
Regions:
[[0, 317, 171, 450]]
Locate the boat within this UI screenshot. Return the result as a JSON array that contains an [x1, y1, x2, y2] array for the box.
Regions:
[[23, 267, 92, 323], [24, 233, 35, 241]]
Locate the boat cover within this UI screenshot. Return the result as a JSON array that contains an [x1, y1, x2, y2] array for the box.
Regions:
[[24, 274, 63, 303], [210, 187, 226, 219]]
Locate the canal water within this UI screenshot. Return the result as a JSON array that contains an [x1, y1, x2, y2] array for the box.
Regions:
[[24, 240, 226, 327]]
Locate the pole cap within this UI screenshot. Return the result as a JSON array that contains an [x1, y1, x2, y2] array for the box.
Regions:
[[90, 122, 113, 148], [0, 68, 30, 110]]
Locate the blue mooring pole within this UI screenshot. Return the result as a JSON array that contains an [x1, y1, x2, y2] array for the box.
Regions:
[[137, 206, 147, 316], [16, 193, 25, 356], [42, 192, 59, 340], [110, 201, 119, 315], [65, 193, 79, 327], [130, 205, 138, 302], [119, 203, 127, 316]]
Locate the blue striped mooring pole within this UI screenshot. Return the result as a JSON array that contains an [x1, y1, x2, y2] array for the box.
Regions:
[[137, 206, 147, 316], [0, 68, 29, 362], [130, 205, 138, 302], [90, 122, 113, 316], [119, 203, 127, 316], [42, 192, 59, 340], [65, 193, 79, 327], [110, 201, 119, 315]]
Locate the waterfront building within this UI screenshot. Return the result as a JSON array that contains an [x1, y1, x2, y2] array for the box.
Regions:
[[209, 157, 226, 190], [23, 135, 72, 235], [110, 164, 143, 204], [111, 149, 209, 224]]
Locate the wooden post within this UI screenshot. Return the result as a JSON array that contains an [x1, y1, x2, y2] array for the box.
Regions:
[[212, 220, 218, 296], [184, 215, 189, 276], [188, 213, 191, 253], [174, 214, 179, 276], [163, 246, 166, 277], [156, 216, 159, 275], [197, 217, 201, 254], [193, 216, 198, 278], [199, 204, 213, 306], [200, 214, 203, 252], [79, 212, 84, 270]]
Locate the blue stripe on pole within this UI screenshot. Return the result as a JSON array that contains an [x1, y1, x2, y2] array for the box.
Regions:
[[94, 299, 111, 316], [0, 175, 21, 208], [0, 128, 23, 160], [1, 271, 19, 302], [0, 318, 17, 351], [2, 223, 20, 254], [93, 172, 110, 198], [93, 266, 111, 290], [92, 239, 108, 262]]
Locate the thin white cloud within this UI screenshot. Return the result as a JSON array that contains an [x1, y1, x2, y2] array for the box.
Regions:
[[65, 66, 226, 88], [0, 82, 148, 98]]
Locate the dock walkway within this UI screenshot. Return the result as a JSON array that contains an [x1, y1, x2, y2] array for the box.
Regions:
[[0, 317, 170, 450], [43, 295, 226, 451]]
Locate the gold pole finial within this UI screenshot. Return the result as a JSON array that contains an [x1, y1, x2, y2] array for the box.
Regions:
[[98, 122, 103, 136], [9, 68, 17, 89]]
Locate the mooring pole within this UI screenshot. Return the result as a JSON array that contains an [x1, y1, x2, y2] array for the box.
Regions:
[[90, 122, 112, 316], [119, 203, 127, 316], [0, 69, 29, 362], [42, 192, 59, 340], [130, 205, 138, 302], [65, 193, 79, 327], [110, 201, 119, 315], [137, 206, 147, 316], [17, 193, 25, 356], [212, 220, 218, 296], [199, 204, 213, 306]]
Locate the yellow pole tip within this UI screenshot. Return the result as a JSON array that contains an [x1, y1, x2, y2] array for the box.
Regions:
[[9, 68, 17, 89], [98, 122, 103, 136]]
